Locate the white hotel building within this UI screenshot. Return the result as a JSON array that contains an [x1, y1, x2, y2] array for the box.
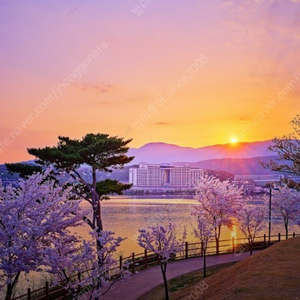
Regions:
[[129, 163, 204, 189]]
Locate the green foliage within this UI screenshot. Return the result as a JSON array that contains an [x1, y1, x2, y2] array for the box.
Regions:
[[96, 179, 132, 200], [28, 133, 134, 172], [205, 169, 234, 181], [5, 163, 43, 178], [25, 133, 134, 231]]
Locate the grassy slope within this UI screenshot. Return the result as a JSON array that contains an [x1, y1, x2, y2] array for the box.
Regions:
[[179, 237, 300, 300], [139, 238, 300, 300]]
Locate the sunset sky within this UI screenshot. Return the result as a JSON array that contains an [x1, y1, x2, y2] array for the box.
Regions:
[[1, 0, 300, 163]]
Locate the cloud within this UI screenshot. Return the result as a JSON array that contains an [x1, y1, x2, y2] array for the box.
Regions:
[[219, 1, 233, 8], [239, 115, 252, 122], [73, 83, 115, 94], [155, 122, 171, 126], [253, 0, 300, 4]]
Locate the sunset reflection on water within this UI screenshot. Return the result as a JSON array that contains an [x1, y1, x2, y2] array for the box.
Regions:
[[76, 197, 274, 256]]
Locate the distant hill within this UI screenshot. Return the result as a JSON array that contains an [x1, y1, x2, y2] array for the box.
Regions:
[[128, 140, 274, 164], [0, 160, 39, 185], [101, 156, 277, 181], [190, 155, 278, 175], [0, 140, 279, 184], [0, 162, 138, 185]]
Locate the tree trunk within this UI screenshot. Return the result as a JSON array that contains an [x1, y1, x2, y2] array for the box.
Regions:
[[5, 283, 12, 300], [161, 263, 169, 300], [96, 199, 103, 232], [216, 237, 219, 255], [203, 249, 207, 278], [215, 225, 221, 255], [92, 169, 104, 300], [92, 168, 103, 232], [250, 242, 253, 256], [285, 220, 288, 240], [5, 272, 21, 300]]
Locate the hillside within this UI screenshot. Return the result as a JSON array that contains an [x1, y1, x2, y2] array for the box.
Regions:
[[190, 155, 278, 175], [0, 140, 280, 184], [182, 238, 300, 300], [128, 140, 274, 164], [0, 155, 279, 185]]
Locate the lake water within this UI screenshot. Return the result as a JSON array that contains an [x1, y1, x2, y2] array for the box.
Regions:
[[7, 196, 299, 298], [77, 196, 298, 257]]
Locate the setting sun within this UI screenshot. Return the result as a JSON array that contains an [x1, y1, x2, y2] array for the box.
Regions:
[[231, 138, 238, 144]]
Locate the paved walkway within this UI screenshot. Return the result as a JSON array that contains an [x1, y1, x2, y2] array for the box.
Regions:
[[99, 251, 254, 300]]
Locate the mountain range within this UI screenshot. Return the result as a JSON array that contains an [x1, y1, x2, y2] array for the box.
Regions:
[[190, 155, 278, 175], [128, 140, 275, 164], [0, 140, 278, 184]]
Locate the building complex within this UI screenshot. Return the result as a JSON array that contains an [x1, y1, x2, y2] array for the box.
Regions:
[[234, 174, 284, 186], [233, 174, 285, 193], [129, 163, 204, 189]]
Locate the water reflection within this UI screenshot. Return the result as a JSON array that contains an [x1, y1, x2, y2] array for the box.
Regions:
[[12, 197, 298, 297], [74, 197, 296, 256]]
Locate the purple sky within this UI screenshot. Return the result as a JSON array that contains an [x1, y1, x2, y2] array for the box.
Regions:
[[0, 0, 300, 163]]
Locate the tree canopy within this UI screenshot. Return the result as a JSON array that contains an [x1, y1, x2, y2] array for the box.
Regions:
[[0, 169, 128, 299], [28, 134, 133, 171], [193, 175, 243, 254], [0, 169, 85, 299], [262, 115, 300, 178], [6, 133, 134, 233], [138, 223, 186, 300], [5, 163, 43, 178]]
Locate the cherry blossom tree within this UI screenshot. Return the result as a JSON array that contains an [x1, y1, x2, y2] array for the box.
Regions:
[[45, 230, 129, 299], [237, 205, 267, 255], [0, 169, 128, 300], [194, 175, 243, 254], [137, 223, 186, 300], [0, 169, 85, 300], [271, 187, 300, 239], [6, 134, 133, 289], [192, 211, 214, 277], [14, 134, 134, 233], [44, 236, 93, 297], [262, 115, 300, 178], [89, 231, 129, 299]]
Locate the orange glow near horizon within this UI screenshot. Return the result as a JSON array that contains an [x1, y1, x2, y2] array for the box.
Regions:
[[0, 1, 299, 163]]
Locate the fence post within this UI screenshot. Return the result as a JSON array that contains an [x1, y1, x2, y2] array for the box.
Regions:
[[27, 288, 31, 300], [232, 237, 235, 253], [45, 282, 49, 300], [144, 249, 148, 268], [132, 252, 135, 273], [278, 233, 281, 242], [263, 234, 266, 248], [119, 256, 122, 270], [293, 232, 295, 238], [185, 242, 188, 259]]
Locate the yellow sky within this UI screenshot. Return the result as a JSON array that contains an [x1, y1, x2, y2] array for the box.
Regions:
[[0, 1, 300, 163]]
